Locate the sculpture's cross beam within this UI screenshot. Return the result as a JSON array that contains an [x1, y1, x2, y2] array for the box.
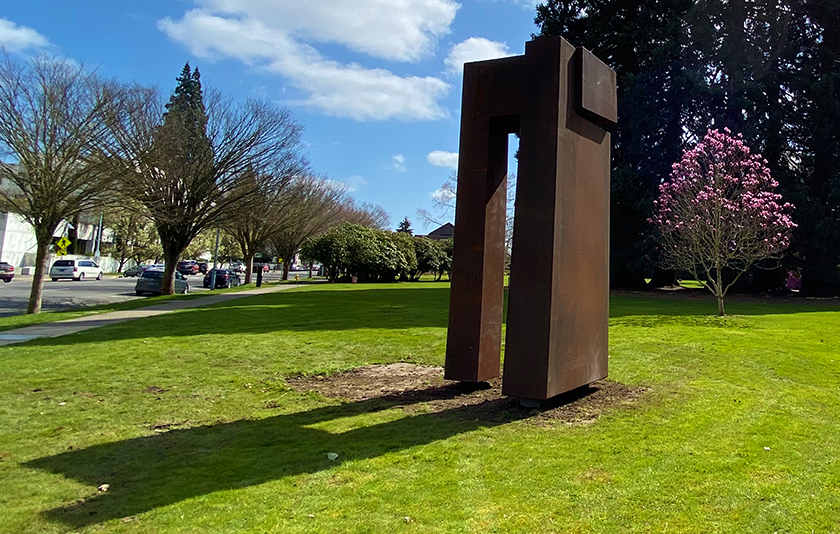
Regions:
[[444, 36, 617, 402]]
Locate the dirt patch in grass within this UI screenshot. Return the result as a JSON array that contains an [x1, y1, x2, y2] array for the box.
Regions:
[[289, 363, 647, 425]]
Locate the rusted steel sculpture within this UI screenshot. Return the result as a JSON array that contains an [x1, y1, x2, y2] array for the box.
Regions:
[[444, 36, 617, 402]]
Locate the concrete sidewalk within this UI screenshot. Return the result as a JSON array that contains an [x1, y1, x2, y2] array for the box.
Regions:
[[0, 283, 300, 347]]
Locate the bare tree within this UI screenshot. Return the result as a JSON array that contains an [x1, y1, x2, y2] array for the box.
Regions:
[[0, 52, 122, 313], [270, 175, 347, 280], [270, 177, 391, 280], [416, 171, 456, 228], [108, 203, 159, 272], [106, 64, 307, 294], [224, 162, 306, 284], [341, 199, 391, 230], [417, 171, 516, 252]]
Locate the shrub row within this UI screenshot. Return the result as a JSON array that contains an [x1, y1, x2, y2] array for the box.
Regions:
[[301, 222, 452, 282]]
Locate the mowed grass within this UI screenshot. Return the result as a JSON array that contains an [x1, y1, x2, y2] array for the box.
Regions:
[[0, 280, 275, 333], [1, 283, 839, 533]]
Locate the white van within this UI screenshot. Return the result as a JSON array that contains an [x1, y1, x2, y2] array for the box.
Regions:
[[49, 259, 104, 281]]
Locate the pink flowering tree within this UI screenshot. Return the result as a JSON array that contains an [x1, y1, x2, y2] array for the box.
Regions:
[[650, 129, 796, 315]]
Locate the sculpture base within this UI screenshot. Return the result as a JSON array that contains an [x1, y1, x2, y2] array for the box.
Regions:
[[518, 398, 541, 409]]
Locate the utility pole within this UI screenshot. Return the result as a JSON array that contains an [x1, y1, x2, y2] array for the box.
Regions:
[[94, 212, 104, 262], [209, 227, 220, 289]]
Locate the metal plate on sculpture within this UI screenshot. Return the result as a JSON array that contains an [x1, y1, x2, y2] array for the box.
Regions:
[[578, 47, 617, 127]]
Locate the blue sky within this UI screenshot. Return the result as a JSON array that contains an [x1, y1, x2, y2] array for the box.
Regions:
[[2, 1, 539, 231]]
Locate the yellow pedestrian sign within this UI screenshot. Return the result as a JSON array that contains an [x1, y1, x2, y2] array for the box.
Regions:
[[55, 249, 67, 256], [56, 236, 71, 249]]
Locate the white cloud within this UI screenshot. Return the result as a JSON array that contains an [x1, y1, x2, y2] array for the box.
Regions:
[[427, 150, 458, 170], [325, 175, 368, 193], [344, 175, 368, 192], [476, 0, 535, 8], [194, 0, 460, 62], [159, 8, 451, 121], [431, 187, 456, 204], [444, 37, 513, 75], [391, 154, 407, 172], [0, 19, 50, 53]]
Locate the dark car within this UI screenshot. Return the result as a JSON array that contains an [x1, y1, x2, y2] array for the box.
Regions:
[[203, 269, 241, 289], [176, 260, 200, 275], [0, 262, 14, 282], [123, 264, 149, 277], [197, 262, 208, 274], [135, 269, 189, 295]]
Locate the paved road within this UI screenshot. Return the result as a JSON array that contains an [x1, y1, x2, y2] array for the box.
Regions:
[[0, 270, 312, 317]]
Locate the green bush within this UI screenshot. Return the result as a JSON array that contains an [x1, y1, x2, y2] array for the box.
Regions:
[[412, 237, 447, 281], [301, 223, 414, 282]]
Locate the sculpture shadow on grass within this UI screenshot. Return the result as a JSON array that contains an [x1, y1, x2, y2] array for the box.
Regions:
[[25, 383, 597, 529]]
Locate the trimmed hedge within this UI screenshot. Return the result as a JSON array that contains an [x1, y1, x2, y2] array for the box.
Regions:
[[301, 223, 451, 282]]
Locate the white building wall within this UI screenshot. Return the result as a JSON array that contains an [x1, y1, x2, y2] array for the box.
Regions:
[[0, 212, 38, 266], [0, 213, 121, 271]]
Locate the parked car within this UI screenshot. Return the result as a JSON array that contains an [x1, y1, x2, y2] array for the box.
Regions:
[[0, 262, 14, 282], [177, 260, 200, 275], [197, 262, 208, 274], [49, 259, 103, 281], [135, 269, 189, 295], [228, 261, 246, 273], [123, 264, 149, 277], [203, 269, 241, 289]]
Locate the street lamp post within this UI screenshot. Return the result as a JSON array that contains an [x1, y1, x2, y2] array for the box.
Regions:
[[209, 227, 220, 289]]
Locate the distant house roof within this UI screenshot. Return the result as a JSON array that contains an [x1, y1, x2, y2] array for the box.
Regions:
[[426, 222, 454, 241]]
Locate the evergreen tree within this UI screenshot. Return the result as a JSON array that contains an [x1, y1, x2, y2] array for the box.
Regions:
[[535, 0, 840, 294], [397, 216, 413, 235], [149, 62, 215, 293], [536, 0, 706, 288]]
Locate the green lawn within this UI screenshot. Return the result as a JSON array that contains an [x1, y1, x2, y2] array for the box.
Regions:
[[1, 283, 839, 533], [0, 281, 278, 333]]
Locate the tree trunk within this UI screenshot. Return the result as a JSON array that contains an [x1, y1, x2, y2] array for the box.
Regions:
[[647, 268, 677, 289], [160, 236, 185, 295], [282, 261, 290, 281], [68, 214, 80, 255], [715, 269, 726, 316], [26, 238, 52, 314], [244, 255, 254, 284]]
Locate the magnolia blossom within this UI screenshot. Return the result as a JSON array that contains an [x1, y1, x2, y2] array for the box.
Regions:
[[650, 128, 796, 315]]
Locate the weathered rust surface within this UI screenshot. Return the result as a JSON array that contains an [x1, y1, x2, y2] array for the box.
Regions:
[[444, 56, 522, 382], [444, 36, 617, 400]]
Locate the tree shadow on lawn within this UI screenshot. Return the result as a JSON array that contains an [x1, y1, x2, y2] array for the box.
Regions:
[[25, 382, 595, 529], [17, 286, 838, 348]]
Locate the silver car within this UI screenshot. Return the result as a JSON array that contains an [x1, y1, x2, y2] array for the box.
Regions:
[[50, 259, 103, 281], [135, 269, 189, 296]]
